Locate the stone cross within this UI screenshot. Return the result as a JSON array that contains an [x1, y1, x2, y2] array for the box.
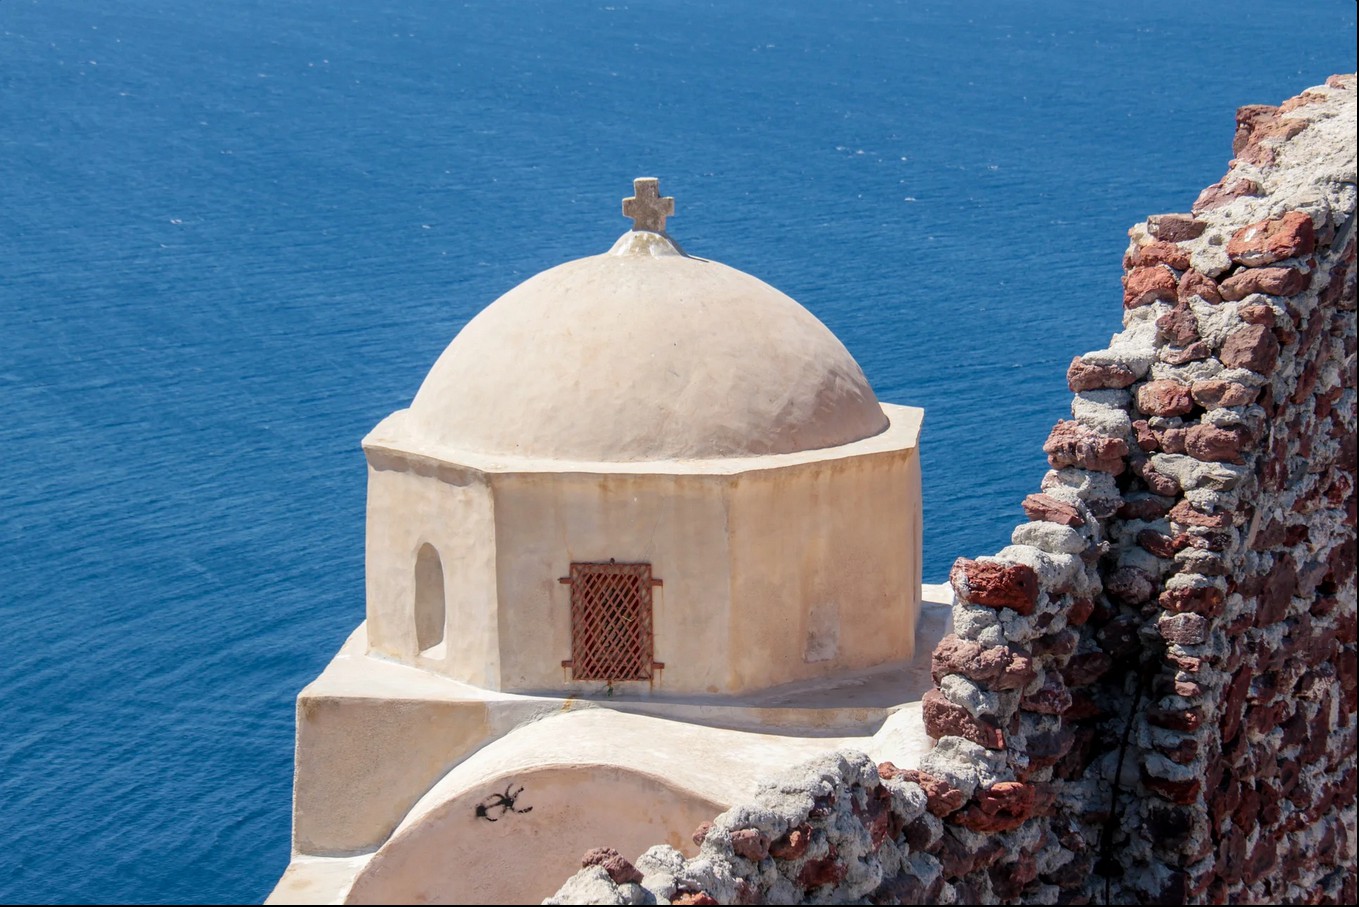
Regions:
[[622, 178, 675, 233]]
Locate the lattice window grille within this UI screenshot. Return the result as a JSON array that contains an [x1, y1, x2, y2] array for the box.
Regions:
[[559, 562, 662, 682]]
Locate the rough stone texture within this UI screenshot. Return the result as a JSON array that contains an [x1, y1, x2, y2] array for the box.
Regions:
[[548, 75, 1357, 907], [950, 558, 1040, 615], [1021, 493, 1086, 527], [1218, 265, 1312, 300], [580, 848, 645, 886], [1123, 265, 1179, 307], [1067, 356, 1137, 391], [1226, 211, 1317, 266], [1043, 420, 1128, 474], [1219, 322, 1281, 372], [1137, 379, 1195, 416]]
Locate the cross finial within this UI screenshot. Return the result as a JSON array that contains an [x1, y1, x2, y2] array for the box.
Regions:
[[622, 177, 675, 233]]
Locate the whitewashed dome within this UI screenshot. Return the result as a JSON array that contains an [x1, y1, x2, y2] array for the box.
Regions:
[[406, 180, 889, 462]]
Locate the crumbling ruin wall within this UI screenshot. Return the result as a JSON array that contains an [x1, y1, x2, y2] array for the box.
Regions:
[[547, 74, 1357, 906]]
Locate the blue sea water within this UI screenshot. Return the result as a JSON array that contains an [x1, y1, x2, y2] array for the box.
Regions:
[[0, 0, 1354, 902]]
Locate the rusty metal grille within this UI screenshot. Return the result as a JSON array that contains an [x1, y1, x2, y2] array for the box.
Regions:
[[561, 562, 658, 682]]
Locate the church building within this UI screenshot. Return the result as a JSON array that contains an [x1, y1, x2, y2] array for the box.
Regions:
[[268, 180, 935, 905]]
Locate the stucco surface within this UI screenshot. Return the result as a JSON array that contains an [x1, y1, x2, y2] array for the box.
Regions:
[[362, 406, 922, 696], [341, 706, 933, 906], [405, 232, 889, 461], [363, 464, 501, 685], [270, 593, 953, 906]]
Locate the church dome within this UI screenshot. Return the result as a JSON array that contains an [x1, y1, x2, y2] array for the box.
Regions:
[[406, 182, 889, 462]]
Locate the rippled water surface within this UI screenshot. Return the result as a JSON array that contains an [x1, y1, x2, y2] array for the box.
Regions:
[[1, 0, 1354, 902]]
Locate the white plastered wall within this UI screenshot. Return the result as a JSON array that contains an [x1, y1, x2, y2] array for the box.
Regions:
[[488, 471, 733, 695], [360, 404, 922, 697], [725, 446, 921, 693], [363, 456, 500, 688]]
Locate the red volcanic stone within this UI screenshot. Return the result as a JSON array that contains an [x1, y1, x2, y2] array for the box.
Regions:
[[1146, 707, 1201, 734], [1105, 565, 1157, 605], [1152, 426, 1185, 454], [1168, 652, 1203, 673], [876, 760, 904, 781], [1229, 103, 1309, 167], [1156, 303, 1200, 346], [1027, 728, 1077, 771], [1066, 356, 1137, 391], [1193, 176, 1264, 212], [1068, 596, 1096, 626], [1291, 360, 1320, 405], [1021, 492, 1085, 527], [1178, 269, 1223, 304], [855, 788, 893, 850], [1219, 266, 1311, 300], [1185, 423, 1250, 463], [1237, 302, 1276, 325], [1159, 612, 1208, 645], [1147, 214, 1207, 242], [1257, 557, 1297, 625], [729, 827, 771, 862], [1030, 627, 1078, 658], [1062, 652, 1113, 689], [1190, 379, 1258, 408], [1136, 379, 1194, 417], [797, 855, 847, 889], [1227, 212, 1316, 266], [1137, 528, 1180, 559], [1132, 419, 1160, 451], [691, 821, 713, 845], [953, 782, 1038, 834], [768, 823, 812, 861], [1222, 671, 1254, 746], [934, 831, 978, 877], [931, 634, 1035, 691], [1220, 323, 1281, 372], [1118, 494, 1172, 521], [581, 847, 644, 885], [1233, 104, 1281, 155], [897, 769, 967, 817], [990, 853, 1041, 900], [1280, 90, 1329, 113], [1330, 540, 1357, 588], [922, 689, 1005, 750], [1043, 419, 1128, 474], [1156, 426, 1187, 454], [1124, 265, 1179, 307], [1160, 341, 1211, 365], [1020, 672, 1072, 715], [1159, 584, 1226, 619], [1141, 771, 1202, 806], [1174, 678, 1204, 698], [673, 893, 719, 906], [1169, 499, 1232, 529], [1130, 240, 1193, 271], [950, 558, 1040, 615]]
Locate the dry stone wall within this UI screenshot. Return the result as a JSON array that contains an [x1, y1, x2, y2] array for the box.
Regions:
[[547, 74, 1357, 906]]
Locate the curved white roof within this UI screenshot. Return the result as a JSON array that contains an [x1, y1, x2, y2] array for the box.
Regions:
[[406, 231, 888, 462]]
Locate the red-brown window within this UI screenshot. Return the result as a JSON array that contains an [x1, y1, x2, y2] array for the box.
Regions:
[[560, 562, 660, 682]]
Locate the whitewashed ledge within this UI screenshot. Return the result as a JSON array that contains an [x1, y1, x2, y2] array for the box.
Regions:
[[267, 584, 955, 906]]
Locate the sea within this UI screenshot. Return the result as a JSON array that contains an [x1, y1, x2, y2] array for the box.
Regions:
[[0, 0, 1354, 902]]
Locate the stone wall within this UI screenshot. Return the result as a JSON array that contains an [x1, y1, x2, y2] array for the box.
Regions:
[[547, 74, 1357, 906]]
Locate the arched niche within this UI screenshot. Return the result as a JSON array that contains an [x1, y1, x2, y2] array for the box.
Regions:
[[414, 543, 446, 655]]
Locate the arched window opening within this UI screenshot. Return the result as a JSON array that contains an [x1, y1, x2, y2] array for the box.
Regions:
[[414, 543, 446, 654]]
